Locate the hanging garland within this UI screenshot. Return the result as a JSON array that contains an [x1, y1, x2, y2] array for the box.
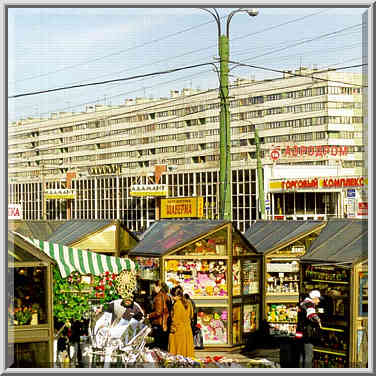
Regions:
[[115, 270, 138, 299]]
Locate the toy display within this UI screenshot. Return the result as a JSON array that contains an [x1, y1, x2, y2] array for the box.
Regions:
[[197, 308, 228, 345], [232, 260, 241, 296], [165, 259, 228, 297], [243, 304, 258, 333]]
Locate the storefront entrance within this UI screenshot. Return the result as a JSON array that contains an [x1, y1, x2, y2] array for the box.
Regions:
[[271, 191, 340, 220]]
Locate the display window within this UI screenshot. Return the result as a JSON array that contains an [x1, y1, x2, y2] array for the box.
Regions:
[[232, 306, 241, 344], [242, 260, 259, 295], [197, 307, 228, 345], [134, 256, 160, 280], [174, 228, 227, 256], [243, 304, 259, 333], [266, 262, 300, 295], [232, 260, 241, 296], [232, 231, 255, 256], [165, 258, 227, 297], [8, 266, 48, 326], [358, 272, 368, 316], [267, 302, 297, 336]]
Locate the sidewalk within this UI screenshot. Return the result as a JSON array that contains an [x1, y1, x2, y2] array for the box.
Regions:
[[194, 346, 280, 367]]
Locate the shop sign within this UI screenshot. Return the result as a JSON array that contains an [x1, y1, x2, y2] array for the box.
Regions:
[[270, 177, 367, 191], [160, 197, 204, 218], [130, 184, 168, 197], [321, 177, 366, 188], [274, 215, 285, 220], [45, 189, 76, 199], [270, 144, 348, 161], [358, 202, 368, 216], [347, 189, 356, 198], [8, 204, 22, 219]]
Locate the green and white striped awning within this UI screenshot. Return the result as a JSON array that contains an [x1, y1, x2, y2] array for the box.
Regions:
[[16, 233, 136, 278]]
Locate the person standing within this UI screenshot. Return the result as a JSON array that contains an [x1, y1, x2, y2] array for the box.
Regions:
[[296, 290, 322, 368], [184, 293, 197, 332], [168, 286, 194, 358], [147, 280, 171, 351]]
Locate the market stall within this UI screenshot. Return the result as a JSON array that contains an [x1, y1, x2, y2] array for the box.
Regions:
[[8, 231, 55, 368], [300, 219, 368, 368], [9, 219, 139, 257], [9, 231, 138, 368], [129, 219, 262, 349], [244, 220, 325, 338]]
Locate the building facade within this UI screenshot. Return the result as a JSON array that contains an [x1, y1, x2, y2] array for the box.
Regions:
[[8, 67, 365, 232]]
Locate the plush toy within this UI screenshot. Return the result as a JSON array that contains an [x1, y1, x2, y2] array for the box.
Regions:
[[205, 285, 214, 296], [201, 261, 209, 272], [166, 260, 179, 272], [220, 311, 228, 321]]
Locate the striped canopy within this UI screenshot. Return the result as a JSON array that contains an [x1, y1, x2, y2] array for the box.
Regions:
[[16, 233, 136, 278]]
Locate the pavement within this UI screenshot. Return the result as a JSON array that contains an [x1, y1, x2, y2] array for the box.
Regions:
[[194, 346, 281, 367]]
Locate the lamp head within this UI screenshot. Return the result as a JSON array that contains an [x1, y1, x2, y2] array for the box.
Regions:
[[245, 8, 259, 17]]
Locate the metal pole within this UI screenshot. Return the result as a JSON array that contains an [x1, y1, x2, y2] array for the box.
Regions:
[[219, 35, 231, 220], [254, 127, 266, 219]]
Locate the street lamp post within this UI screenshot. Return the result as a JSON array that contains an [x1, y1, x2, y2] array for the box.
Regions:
[[201, 8, 258, 220]]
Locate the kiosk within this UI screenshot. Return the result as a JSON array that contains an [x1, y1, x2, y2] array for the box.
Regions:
[[300, 219, 368, 368], [129, 219, 262, 349], [244, 220, 326, 338], [8, 232, 55, 367]]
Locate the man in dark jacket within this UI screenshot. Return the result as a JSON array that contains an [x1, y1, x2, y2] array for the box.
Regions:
[[296, 290, 322, 368]]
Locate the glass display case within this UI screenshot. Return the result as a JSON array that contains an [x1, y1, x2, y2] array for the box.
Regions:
[[264, 242, 306, 337], [129, 220, 262, 348], [8, 233, 55, 368], [301, 263, 351, 368]]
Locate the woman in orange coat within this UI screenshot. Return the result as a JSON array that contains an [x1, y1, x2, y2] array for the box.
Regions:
[[168, 285, 194, 358]]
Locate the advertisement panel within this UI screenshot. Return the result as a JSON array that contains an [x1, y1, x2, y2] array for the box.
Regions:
[[130, 184, 168, 197], [8, 204, 23, 219], [45, 189, 76, 199], [160, 197, 204, 218]]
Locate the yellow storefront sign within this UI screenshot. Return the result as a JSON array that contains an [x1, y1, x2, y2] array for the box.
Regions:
[[161, 197, 204, 218], [130, 184, 168, 197], [45, 189, 76, 199]]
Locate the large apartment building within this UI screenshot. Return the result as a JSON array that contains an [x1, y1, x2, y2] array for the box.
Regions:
[[8, 67, 365, 232]]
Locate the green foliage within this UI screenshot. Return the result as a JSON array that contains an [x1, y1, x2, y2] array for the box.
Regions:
[[52, 267, 122, 324]]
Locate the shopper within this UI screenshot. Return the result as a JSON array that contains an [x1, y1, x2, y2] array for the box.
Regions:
[[296, 290, 322, 368], [168, 285, 194, 358], [147, 280, 171, 351], [184, 293, 197, 332]]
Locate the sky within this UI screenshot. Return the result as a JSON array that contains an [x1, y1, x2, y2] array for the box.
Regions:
[[7, 6, 368, 123]]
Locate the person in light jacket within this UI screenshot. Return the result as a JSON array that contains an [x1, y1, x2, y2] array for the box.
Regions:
[[296, 290, 322, 367]]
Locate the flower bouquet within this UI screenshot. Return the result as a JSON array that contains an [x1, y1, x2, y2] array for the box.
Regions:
[[14, 306, 33, 325]]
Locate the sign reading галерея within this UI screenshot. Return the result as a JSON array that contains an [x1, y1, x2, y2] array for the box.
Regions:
[[160, 197, 204, 218]]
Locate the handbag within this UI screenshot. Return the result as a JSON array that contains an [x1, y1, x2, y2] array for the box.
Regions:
[[193, 326, 204, 349]]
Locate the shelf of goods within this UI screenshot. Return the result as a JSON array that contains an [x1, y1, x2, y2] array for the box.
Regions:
[[162, 224, 261, 347], [8, 235, 55, 368], [265, 260, 300, 337], [302, 264, 350, 368]]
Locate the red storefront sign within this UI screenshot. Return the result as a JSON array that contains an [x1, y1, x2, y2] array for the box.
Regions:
[[270, 145, 348, 160], [278, 177, 366, 191], [321, 177, 365, 188], [358, 202, 368, 216]]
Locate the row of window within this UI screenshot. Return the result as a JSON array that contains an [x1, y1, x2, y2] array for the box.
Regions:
[[259, 115, 363, 130]]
